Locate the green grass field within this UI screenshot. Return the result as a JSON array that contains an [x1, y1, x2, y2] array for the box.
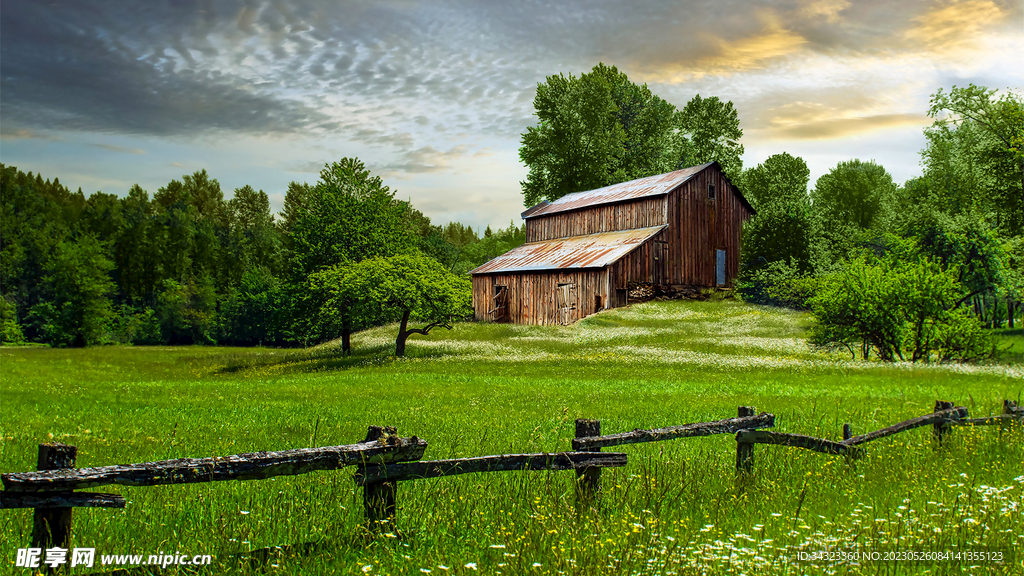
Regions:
[[2, 300, 1022, 575]]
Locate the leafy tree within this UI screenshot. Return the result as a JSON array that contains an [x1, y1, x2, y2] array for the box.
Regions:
[[923, 84, 1023, 237], [812, 159, 897, 233], [114, 185, 159, 304], [221, 266, 285, 345], [518, 63, 742, 205], [315, 252, 471, 357], [737, 152, 809, 211], [1, 295, 25, 344], [226, 185, 281, 284], [30, 235, 116, 347], [290, 158, 412, 279], [808, 237, 993, 363], [676, 94, 744, 179], [736, 153, 817, 305]]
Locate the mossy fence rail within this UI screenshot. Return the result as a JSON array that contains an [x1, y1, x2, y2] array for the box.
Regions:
[[1, 400, 1020, 557]]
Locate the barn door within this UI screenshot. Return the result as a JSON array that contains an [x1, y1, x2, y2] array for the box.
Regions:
[[556, 282, 576, 325], [653, 240, 669, 285], [492, 285, 509, 322], [716, 249, 726, 286]]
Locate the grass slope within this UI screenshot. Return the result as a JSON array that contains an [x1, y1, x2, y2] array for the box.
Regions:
[[1, 300, 1021, 575]]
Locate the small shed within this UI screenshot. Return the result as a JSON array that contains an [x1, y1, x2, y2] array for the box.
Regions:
[[470, 162, 755, 325]]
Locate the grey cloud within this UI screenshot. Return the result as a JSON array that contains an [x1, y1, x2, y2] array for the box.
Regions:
[[91, 144, 146, 154]]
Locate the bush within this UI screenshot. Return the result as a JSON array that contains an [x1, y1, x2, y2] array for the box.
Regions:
[[808, 240, 994, 363], [1, 295, 25, 344], [737, 258, 817, 309]]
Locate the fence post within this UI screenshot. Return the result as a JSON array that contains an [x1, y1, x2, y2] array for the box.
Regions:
[[842, 423, 852, 441], [933, 401, 954, 446], [735, 407, 755, 473], [362, 426, 397, 530], [31, 443, 77, 553], [575, 419, 601, 508]]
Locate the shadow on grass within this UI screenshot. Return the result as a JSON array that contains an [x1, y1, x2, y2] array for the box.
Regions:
[[205, 342, 465, 376]]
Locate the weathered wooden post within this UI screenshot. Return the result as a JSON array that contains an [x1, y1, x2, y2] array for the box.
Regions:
[[31, 443, 77, 552], [933, 401, 954, 446], [735, 407, 755, 473], [362, 426, 397, 530], [842, 423, 852, 441], [575, 419, 601, 507]]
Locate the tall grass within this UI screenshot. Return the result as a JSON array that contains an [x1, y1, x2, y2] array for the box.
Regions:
[[1, 300, 1021, 575]]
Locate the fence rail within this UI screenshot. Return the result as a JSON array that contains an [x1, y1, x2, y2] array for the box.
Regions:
[[1, 398, 1019, 560]]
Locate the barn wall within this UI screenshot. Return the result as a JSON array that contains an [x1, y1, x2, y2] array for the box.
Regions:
[[666, 167, 752, 287], [525, 197, 667, 242], [472, 269, 610, 325]]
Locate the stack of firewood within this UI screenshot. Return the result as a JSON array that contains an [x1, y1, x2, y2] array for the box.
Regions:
[[628, 283, 655, 300]]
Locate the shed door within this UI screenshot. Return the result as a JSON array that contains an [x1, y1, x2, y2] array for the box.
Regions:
[[716, 249, 726, 286], [556, 283, 576, 325], [653, 240, 668, 285], [492, 285, 509, 322]]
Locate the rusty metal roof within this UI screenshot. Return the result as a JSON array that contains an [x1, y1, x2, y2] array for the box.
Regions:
[[470, 225, 667, 275], [521, 163, 713, 219]]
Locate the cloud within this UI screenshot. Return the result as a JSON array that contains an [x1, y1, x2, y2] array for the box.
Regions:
[[904, 0, 1008, 54], [377, 145, 470, 177], [0, 126, 63, 141], [760, 113, 932, 140], [91, 144, 146, 154]]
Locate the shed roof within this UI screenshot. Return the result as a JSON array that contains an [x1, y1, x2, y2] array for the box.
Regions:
[[521, 163, 714, 219], [470, 225, 667, 275]]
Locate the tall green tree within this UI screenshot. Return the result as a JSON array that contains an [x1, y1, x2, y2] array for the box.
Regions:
[[812, 160, 897, 233], [922, 84, 1023, 237], [30, 235, 116, 347], [290, 158, 412, 279], [519, 63, 743, 206], [675, 94, 744, 179]]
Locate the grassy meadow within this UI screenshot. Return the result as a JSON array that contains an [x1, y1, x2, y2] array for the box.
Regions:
[[1, 299, 1022, 575]]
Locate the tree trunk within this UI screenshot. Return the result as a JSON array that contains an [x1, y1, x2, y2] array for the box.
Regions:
[[395, 310, 411, 357], [1009, 299, 1016, 329]]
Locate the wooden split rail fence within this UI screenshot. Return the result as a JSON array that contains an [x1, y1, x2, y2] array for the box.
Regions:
[[1, 400, 1020, 554]]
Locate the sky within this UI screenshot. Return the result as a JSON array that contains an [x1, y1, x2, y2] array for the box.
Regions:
[[1, 0, 1022, 232]]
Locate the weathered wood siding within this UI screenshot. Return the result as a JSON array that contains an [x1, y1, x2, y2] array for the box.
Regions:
[[472, 269, 610, 325], [665, 167, 752, 287], [526, 197, 667, 242]]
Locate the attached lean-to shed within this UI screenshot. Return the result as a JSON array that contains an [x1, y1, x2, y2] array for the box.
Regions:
[[470, 162, 755, 325]]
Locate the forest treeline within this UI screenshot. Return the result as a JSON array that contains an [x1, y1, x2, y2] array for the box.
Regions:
[[0, 160, 522, 348], [2, 68, 1021, 362]]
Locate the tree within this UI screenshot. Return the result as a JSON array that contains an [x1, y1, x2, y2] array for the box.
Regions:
[[290, 158, 412, 279], [518, 63, 742, 206], [736, 153, 817, 305], [31, 235, 116, 347], [737, 152, 809, 211], [808, 236, 993, 363], [676, 94, 744, 179], [923, 84, 1023, 237], [812, 160, 897, 233], [315, 252, 472, 357]]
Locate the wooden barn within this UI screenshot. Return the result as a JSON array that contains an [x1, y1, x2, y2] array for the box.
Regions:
[[469, 162, 755, 325]]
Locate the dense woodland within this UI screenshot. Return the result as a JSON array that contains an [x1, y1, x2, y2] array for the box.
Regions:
[[0, 158, 521, 349], [1, 67, 1021, 362]]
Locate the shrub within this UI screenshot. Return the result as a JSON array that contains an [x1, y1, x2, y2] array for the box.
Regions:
[[808, 240, 994, 363], [737, 258, 817, 309]]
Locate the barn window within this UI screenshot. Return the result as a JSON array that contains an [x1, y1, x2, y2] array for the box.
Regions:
[[708, 183, 716, 199]]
